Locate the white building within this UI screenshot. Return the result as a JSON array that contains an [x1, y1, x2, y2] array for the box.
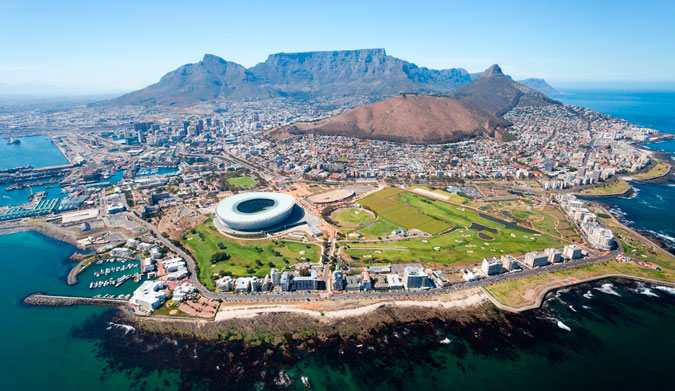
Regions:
[[545, 248, 563, 263], [588, 226, 615, 251], [130, 280, 166, 311], [216, 276, 233, 292], [481, 257, 503, 276], [142, 257, 155, 273], [563, 244, 583, 260], [111, 247, 132, 258], [172, 282, 194, 302], [235, 277, 253, 293], [166, 268, 188, 281], [501, 254, 518, 271], [162, 257, 186, 272], [524, 251, 549, 268], [386, 274, 404, 289]]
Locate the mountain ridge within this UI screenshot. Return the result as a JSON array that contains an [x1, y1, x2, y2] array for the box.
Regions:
[[108, 49, 476, 107], [267, 64, 558, 144], [103, 50, 553, 108]]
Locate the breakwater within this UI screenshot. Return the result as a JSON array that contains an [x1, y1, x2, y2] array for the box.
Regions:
[[23, 293, 126, 307]]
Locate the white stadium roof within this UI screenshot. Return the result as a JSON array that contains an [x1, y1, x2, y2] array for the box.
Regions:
[[215, 192, 295, 231]]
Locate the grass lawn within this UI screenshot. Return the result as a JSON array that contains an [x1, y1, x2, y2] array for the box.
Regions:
[[343, 224, 559, 266], [633, 161, 670, 180], [484, 260, 675, 308], [357, 219, 401, 238], [358, 187, 503, 237], [227, 176, 258, 189], [181, 221, 320, 290], [579, 179, 631, 195], [331, 207, 374, 227], [153, 300, 193, 317], [486, 200, 581, 241], [347, 187, 561, 265]]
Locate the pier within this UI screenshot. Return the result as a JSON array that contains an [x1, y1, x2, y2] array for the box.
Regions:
[[22, 293, 127, 307]]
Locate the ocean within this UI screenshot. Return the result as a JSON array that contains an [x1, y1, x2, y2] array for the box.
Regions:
[[1, 90, 674, 390]]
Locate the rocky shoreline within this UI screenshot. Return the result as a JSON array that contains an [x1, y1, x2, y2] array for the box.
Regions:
[[70, 278, 674, 391]]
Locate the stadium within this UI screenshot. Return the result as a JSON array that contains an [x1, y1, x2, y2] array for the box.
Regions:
[[214, 192, 296, 231]]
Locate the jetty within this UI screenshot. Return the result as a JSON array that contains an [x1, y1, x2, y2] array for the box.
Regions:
[[23, 293, 127, 307]]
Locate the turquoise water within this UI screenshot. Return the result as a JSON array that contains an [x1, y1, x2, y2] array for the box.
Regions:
[[557, 90, 675, 133], [0, 135, 68, 170], [0, 232, 177, 390]]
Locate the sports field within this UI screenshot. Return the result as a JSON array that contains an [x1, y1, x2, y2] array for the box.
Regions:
[[331, 207, 375, 227], [227, 176, 258, 189], [181, 221, 320, 289]]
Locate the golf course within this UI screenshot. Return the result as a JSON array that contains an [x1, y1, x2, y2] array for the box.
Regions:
[[342, 187, 563, 266]]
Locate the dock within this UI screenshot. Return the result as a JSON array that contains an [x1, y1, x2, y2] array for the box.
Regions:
[[22, 293, 127, 307]]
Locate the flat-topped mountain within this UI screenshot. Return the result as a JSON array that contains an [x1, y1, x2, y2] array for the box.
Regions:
[[107, 49, 473, 107], [267, 94, 511, 144], [450, 64, 560, 116]]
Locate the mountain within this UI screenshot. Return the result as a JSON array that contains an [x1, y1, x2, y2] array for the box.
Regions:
[[470, 71, 557, 95], [107, 54, 266, 106], [106, 49, 472, 107], [450, 64, 560, 116], [267, 94, 511, 145], [516, 78, 559, 95]]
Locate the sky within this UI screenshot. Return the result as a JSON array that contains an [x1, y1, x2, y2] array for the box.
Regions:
[[1, 0, 674, 94]]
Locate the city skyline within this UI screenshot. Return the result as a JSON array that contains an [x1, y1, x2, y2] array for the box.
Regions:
[[1, 0, 675, 94]]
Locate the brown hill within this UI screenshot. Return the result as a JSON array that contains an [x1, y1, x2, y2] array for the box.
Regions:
[[450, 64, 560, 116], [268, 94, 511, 144]]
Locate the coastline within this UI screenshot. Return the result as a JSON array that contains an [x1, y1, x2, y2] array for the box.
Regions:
[[0, 222, 83, 249], [483, 274, 675, 313]]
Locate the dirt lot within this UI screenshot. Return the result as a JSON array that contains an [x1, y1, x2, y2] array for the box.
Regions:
[[157, 206, 208, 240]]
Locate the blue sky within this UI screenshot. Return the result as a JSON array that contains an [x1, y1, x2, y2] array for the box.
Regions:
[[1, 0, 674, 93]]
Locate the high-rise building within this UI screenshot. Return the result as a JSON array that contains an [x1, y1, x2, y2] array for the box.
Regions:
[[481, 257, 503, 275], [270, 268, 280, 285], [545, 248, 562, 263], [403, 266, 427, 290], [524, 251, 549, 268], [562, 244, 583, 260], [332, 270, 345, 290]]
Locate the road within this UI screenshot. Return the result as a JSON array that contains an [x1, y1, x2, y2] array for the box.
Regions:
[[127, 199, 620, 302]]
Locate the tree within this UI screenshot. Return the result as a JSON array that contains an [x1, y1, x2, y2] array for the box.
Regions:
[[298, 267, 311, 277], [211, 252, 231, 264]]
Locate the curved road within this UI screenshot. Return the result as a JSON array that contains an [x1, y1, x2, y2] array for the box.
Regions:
[[129, 204, 620, 302]]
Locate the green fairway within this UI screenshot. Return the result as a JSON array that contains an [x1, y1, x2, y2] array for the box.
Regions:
[[346, 186, 561, 265], [227, 176, 258, 189], [358, 219, 401, 239], [357, 187, 504, 237], [331, 207, 374, 227], [344, 224, 559, 265], [181, 221, 320, 290]]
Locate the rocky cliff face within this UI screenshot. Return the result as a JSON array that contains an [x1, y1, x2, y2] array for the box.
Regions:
[[107, 49, 472, 106]]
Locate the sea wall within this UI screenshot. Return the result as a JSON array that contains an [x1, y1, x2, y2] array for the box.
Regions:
[[23, 293, 126, 307]]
